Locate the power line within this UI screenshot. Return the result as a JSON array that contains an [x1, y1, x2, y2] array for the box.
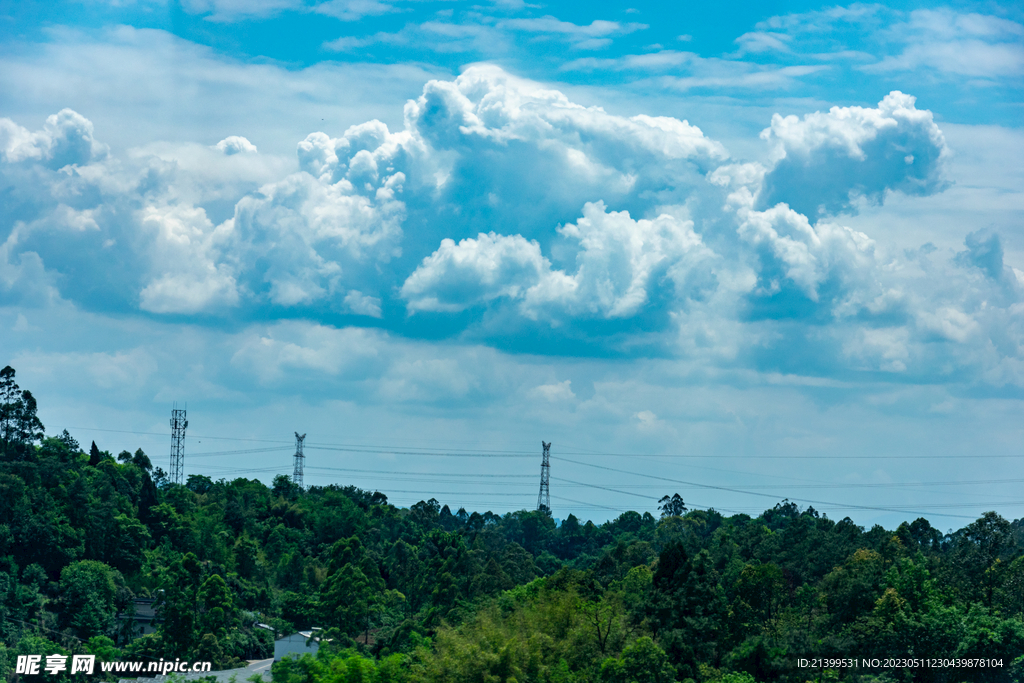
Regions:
[[188, 465, 291, 475], [551, 494, 630, 512], [557, 476, 1024, 491], [552, 455, 981, 520], [63, 426, 292, 444], [61, 427, 1024, 459], [64, 424, 1021, 520], [555, 445, 1024, 460], [553, 476, 654, 501], [183, 458, 1017, 519], [194, 463, 1017, 492], [304, 445, 535, 458], [189, 461, 1019, 519], [181, 467, 1019, 520], [314, 489, 534, 497], [305, 465, 533, 478], [304, 442, 536, 454], [183, 465, 1024, 515], [190, 447, 293, 458]]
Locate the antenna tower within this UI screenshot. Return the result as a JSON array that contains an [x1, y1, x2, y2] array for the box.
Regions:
[[293, 432, 307, 488], [169, 404, 188, 485], [537, 441, 551, 513]]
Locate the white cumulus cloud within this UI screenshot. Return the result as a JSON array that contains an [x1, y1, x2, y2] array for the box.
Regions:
[[402, 201, 713, 322], [137, 204, 239, 314], [226, 169, 405, 307], [215, 135, 258, 155], [758, 91, 948, 216], [0, 109, 108, 168], [0, 67, 1020, 390]]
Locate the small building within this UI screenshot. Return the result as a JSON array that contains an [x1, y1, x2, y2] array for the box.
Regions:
[[117, 598, 160, 637], [273, 631, 322, 662]]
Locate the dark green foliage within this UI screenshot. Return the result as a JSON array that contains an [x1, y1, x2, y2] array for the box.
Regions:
[[157, 552, 205, 657], [658, 494, 687, 518], [0, 366, 44, 458]]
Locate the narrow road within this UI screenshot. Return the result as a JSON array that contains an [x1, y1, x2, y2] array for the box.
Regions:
[[244, 658, 274, 680]]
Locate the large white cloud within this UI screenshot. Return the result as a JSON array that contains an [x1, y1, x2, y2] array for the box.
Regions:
[[1, 66, 1021, 389], [0, 112, 406, 315], [757, 91, 949, 217], [736, 202, 876, 304], [137, 204, 239, 314], [402, 201, 713, 322], [401, 232, 567, 314], [0, 108, 108, 169], [243, 64, 731, 320], [0, 115, 250, 315], [291, 64, 728, 254], [225, 169, 405, 308]]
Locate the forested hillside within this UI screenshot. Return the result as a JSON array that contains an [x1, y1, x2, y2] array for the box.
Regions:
[[1, 365, 1023, 683]]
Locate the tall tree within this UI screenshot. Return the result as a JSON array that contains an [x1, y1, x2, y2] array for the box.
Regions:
[[89, 441, 103, 467], [657, 494, 687, 518], [157, 553, 204, 657], [0, 366, 19, 448], [197, 574, 234, 639], [321, 536, 386, 640], [59, 560, 121, 639], [131, 448, 152, 471], [0, 367, 43, 455], [14, 390, 44, 445]]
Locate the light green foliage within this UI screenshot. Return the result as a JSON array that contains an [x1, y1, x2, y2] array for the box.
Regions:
[[734, 562, 785, 634], [273, 651, 411, 683], [85, 635, 123, 663], [716, 674, 756, 683], [619, 565, 652, 624], [199, 573, 235, 638], [59, 560, 121, 639], [414, 574, 621, 682], [599, 637, 675, 683]]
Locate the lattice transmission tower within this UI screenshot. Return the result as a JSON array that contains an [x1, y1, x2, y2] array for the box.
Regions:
[[293, 432, 306, 488], [169, 404, 188, 485], [537, 441, 551, 513]]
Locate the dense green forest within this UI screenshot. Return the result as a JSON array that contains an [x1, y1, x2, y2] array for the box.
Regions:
[[1, 365, 1023, 683]]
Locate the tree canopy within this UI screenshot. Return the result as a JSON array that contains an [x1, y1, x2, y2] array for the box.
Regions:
[[0, 365, 1022, 683]]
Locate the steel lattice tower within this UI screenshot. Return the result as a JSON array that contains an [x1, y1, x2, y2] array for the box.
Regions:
[[537, 441, 551, 513], [293, 432, 306, 488], [169, 405, 188, 485]]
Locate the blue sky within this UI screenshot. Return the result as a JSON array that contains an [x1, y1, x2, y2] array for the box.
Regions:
[[1, 0, 1022, 527]]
